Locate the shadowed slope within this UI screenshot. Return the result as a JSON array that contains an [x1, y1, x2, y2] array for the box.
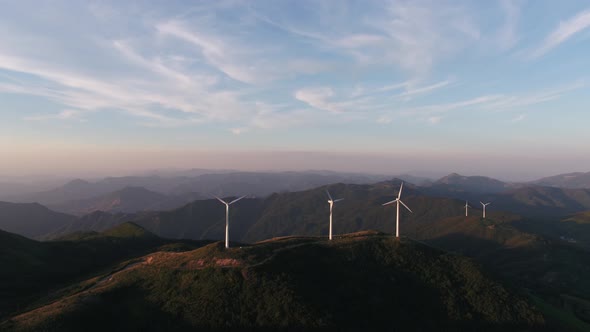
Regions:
[[0, 223, 210, 318]]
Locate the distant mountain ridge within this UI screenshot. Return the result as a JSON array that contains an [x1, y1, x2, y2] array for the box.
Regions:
[[8, 176, 590, 242], [532, 171, 590, 188], [430, 173, 513, 193], [8, 171, 398, 206], [47, 186, 192, 216], [0, 202, 75, 239], [47, 211, 142, 239]]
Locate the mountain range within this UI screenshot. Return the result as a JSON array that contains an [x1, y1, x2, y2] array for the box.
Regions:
[[1, 181, 590, 330], [46, 186, 197, 216], [4, 171, 398, 205], [3, 171, 590, 222], [5, 174, 590, 243]]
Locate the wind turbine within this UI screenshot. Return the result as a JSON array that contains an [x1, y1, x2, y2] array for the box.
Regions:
[[326, 190, 344, 240], [214, 195, 246, 248], [464, 201, 471, 217], [382, 182, 413, 238], [480, 201, 491, 219]]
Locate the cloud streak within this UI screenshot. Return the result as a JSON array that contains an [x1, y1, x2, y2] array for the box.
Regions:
[[0, 0, 586, 137], [531, 8, 590, 58]]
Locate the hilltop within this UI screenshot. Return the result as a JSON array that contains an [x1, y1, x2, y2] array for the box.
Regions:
[[1, 233, 545, 332]]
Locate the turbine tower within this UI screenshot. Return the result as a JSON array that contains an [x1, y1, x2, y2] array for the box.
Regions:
[[382, 182, 413, 238], [326, 190, 344, 240], [480, 201, 491, 219], [214, 195, 246, 248], [465, 201, 471, 217]]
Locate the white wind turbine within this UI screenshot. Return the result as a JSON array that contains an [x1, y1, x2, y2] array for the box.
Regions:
[[382, 182, 413, 238], [326, 190, 344, 240], [214, 195, 246, 248], [480, 201, 491, 219], [465, 201, 471, 217]]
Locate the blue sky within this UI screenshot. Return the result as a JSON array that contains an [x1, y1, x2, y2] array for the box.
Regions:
[[1, 0, 589, 180]]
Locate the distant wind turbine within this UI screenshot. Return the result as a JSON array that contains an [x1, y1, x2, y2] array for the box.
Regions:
[[383, 182, 413, 238], [214, 195, 246, 248], [480, 201, 491, 219], [326, 190, 344, 240], [465, 201, 471, 217]]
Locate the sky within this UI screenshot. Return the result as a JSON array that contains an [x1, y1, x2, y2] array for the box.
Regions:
[[1, 0, 590, 181]]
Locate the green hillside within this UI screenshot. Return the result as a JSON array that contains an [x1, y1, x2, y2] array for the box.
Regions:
[[2, 233, 545, 332], [0, 223, 208, 318], [411, 215, 590, 331], [130, 181, 467, 243], [134, 196, 264, 241]]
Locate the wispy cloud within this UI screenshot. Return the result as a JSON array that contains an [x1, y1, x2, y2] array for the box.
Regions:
[[156, 20, 329, 84], [496, 0, 522, 50], [531, 8, 590, 58], [395, 80, 454, 99], [511, 114, 526, 123], [428, 116, 443, 124], [362, 1, 480, 72], [0, 1, 587, 138], [250, 0, 480, 74], [294, 87, 342, 113], [482, 80, 585, 110], [398, 81, 584, 117], [24, 109, 85, 122], [295, 78, 454, 115]]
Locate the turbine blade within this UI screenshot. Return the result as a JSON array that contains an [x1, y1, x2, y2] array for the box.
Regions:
[[229, 195, 247, 205], [397, 182, 404, 199], [399, 200, 413, 213], [382, 199, 398, 206], [213, 195, 228, 205], [326, 190, 333, 201], [334, 198, 344, 203]]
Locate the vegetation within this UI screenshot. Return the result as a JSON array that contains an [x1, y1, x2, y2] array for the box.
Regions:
[[0, 223, 210, 318], [2, 233, 545, 331]]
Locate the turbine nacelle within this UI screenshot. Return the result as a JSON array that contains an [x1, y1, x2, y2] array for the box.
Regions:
[[214, 195, 247, 206], [328, 198, 344, 204], [382, 198, 412, 213], [326, 190, 344, 204]]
